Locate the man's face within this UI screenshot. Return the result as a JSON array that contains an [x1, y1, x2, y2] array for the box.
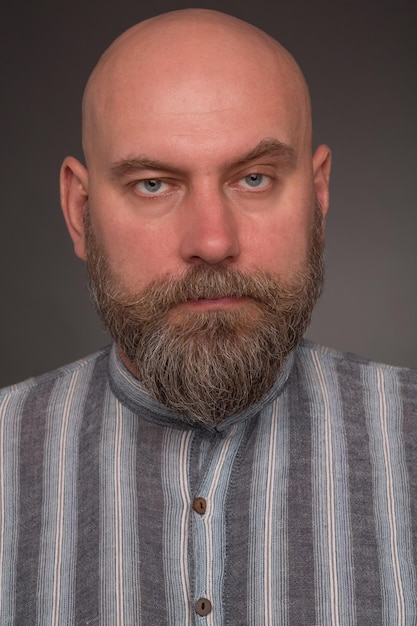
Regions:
[[61, 14, 331, 422], [79, 28, 328, 299]]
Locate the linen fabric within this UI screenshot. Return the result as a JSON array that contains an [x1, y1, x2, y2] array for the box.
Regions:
[[0, 340, 416, 625]]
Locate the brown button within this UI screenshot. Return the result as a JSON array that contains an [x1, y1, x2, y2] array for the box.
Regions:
[[192, 497, 207, 515], [195, 597, 212, 616]]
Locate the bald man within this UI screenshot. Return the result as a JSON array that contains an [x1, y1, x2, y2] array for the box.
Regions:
[[1, 9, 416, 625]]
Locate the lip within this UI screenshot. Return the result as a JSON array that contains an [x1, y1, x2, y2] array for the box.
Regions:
[[178, 296, 249, 311]]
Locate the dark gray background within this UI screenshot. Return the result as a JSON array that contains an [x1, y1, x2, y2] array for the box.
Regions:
[[1, 0, 416, 387]]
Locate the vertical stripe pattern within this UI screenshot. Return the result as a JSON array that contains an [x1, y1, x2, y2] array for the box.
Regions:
[[0, 390, 24, 623], [248, 395, 289, 625], [74, 354, 107, 624], [305, 348, 356, 625], [15, 378, 54, 624], [0, 341, 415, 624], [100, 390, 141, 625], [191, 423, 247, 625], [361, 364, 417, 624], [287, 360, 315, 624], [336, 356, 383, 622], [37, 359, 95, 625], [162, 428, 193, 625]]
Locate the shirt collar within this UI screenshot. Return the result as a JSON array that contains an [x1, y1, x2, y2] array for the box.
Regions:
[[108, 343, 295, 432]]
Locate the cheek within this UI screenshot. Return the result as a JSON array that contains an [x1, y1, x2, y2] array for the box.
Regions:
[[93, 216, 181, 291], [245, 212, 313, 276]]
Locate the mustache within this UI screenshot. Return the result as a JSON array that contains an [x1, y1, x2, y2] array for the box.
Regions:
[[99, 265, 307, 315]]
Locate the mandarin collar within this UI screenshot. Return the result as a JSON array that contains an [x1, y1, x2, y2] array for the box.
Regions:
[[108, 343, 295, 432]]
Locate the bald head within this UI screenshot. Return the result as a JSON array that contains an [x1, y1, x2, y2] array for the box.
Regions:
[[61, 8, 331, 395], [82, 9, 312, 164]]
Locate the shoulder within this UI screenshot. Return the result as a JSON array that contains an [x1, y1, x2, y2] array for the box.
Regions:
[[0, 347, 111, 407], [297, 339, 417, 377], [295, 339, 417, 405], [289, 341, 416, 435]]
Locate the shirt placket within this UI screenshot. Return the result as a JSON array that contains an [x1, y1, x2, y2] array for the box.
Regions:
[[190, 422, 246, 625]]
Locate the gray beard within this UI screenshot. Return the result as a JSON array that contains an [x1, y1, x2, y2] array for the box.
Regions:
[[84, 202, 324, 425]]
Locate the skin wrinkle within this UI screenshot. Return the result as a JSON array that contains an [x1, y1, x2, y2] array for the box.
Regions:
[[109, 139, 298, 182], [81, 10, 312, 164]]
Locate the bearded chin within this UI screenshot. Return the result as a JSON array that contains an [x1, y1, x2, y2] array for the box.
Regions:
[[84, 204, 324, 426]]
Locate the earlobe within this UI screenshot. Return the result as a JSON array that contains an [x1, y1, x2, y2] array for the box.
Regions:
[[312, 144, 332, 218], [60, 156, 89, 261]]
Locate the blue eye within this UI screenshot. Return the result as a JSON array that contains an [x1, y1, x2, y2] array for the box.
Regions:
[[241, 174, 271, 189], [135, 179, 168, 195]]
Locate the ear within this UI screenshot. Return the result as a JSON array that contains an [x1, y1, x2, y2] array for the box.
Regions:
[[312, 144, 332, 218], [60, 156, 89, 260]]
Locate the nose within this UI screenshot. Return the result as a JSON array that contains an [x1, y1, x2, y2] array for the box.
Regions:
[[179, 187, 240, 265]]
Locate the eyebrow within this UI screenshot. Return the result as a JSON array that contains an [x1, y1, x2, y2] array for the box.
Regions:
[[110, 138, 297, 179], [236, 138, 297, 167], [110, 156, 182, 179]]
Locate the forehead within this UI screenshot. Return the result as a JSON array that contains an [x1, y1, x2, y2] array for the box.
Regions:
[[85, 24, 309, 168]]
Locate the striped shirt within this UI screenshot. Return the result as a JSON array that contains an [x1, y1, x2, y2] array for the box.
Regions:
[[0, 340, 416, 625]]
